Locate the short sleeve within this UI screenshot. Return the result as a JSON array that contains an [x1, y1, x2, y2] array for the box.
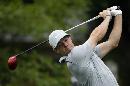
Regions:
[[68, 40, 94, 65], [94, 45, 102, 58], [82, 40, 94, 50], [84, 40, 102, 58]]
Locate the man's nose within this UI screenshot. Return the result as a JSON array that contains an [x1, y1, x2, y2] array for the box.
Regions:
[[63, 42, 68, 47]]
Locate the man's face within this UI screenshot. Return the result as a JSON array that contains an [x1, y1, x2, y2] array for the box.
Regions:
[[55, 36, 74, 55]]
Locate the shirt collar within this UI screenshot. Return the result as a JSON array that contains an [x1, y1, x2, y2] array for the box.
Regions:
[[59, 56, 68, 63]]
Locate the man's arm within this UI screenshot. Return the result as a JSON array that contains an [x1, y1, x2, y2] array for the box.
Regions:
[[87, 10, 111, 48], [95, 13, 122, 58]]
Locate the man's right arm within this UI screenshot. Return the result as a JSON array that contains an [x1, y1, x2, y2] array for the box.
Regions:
[[87, 10, 111, 48]]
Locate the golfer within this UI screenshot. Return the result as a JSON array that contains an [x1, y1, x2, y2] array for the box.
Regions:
[[49, 8, 122, 86]]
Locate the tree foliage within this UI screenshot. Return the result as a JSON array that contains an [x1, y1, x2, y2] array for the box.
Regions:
[[0, 48, 71, 86], [0, 0, 92, 86], [0, 0, 90, 40]]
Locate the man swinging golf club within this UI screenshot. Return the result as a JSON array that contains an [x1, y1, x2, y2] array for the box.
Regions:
[[49, 7, 122, 86]]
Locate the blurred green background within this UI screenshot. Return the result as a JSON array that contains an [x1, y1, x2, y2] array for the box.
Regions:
[[0, 0, 129, 86]]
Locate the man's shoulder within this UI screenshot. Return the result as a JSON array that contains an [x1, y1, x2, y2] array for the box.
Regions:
[[72, 41, 93, 53], [70, 44, 93, 59]]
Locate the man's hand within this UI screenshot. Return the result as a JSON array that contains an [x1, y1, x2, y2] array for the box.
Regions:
[[111, 10, 122, 16], [99, 10, 111, 19], [109, 6, 118, 11]]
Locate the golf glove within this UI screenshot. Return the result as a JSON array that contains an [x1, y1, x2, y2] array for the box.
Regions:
[[109, 6, 118, 11], [110, 10, 122, 16]]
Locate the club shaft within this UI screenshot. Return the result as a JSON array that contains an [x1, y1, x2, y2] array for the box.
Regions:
[[16, 40, 48, 56], [65, 15, 100, 32], [15, 15, 100, 56]]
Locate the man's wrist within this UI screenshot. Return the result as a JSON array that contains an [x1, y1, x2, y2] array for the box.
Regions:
[[105, 15, 112, 20]]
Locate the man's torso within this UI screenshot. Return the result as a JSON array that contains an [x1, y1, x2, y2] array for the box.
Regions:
[[64, 41, 119, 86]]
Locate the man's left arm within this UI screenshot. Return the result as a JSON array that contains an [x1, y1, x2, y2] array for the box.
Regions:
[[95, 10, 122, 58]]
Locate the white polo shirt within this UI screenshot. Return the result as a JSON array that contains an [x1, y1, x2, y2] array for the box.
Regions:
[[59, 40, 119, 86]]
